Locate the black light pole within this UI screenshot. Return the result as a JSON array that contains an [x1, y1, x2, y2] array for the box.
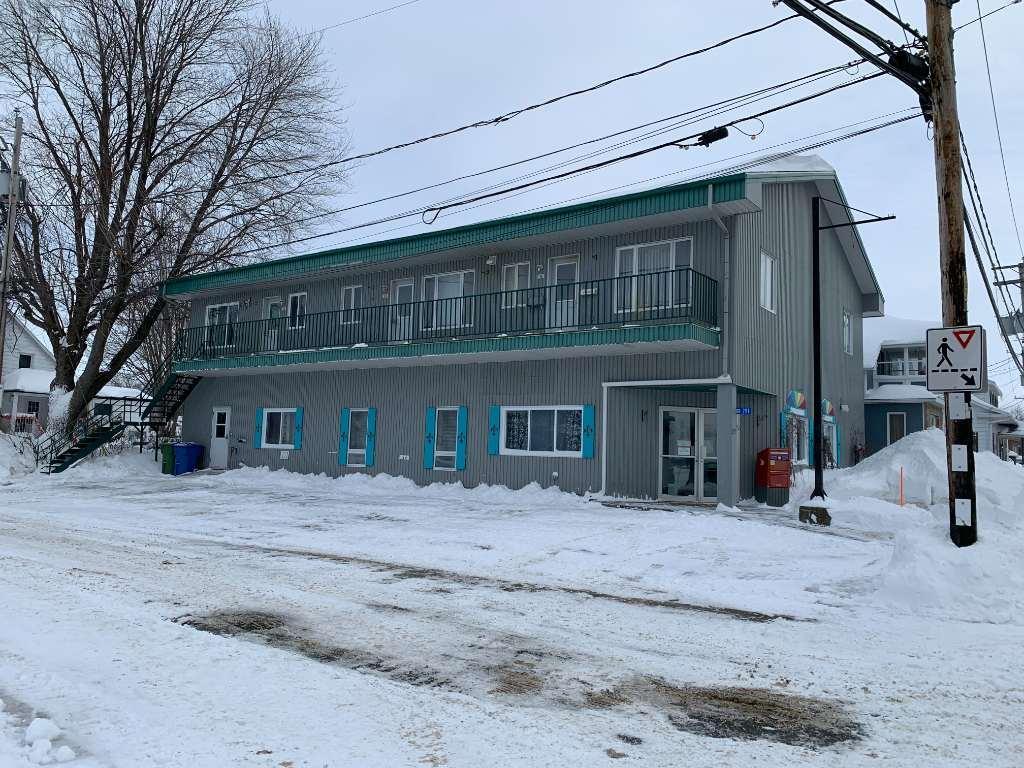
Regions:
[[811, 197, 825, 499], [810, 196, 895, 501]]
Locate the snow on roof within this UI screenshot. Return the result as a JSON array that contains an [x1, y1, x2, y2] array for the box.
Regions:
[[862, 316, 938, 368], [744, 153, 836, 176], [865, 384, 941, 404], [2, 367, 141, 399], [98, 384, 143, 399], [2, 367, 54, 393]]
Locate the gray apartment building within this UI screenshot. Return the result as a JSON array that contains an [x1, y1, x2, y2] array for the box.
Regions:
[[158, 156, 880, 505]]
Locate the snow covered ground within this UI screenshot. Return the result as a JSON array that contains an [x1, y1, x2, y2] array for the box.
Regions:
[[0, 430, 1022, 766]]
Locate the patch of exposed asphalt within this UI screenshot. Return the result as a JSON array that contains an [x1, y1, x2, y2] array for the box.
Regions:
[[580, 678, 863, 748], [185, 539, 807, 623], [177, 611, 458, 690], [177, 612, 861, 749]]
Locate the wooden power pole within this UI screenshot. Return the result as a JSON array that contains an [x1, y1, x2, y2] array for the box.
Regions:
[[0, 111, 24, 395], [926, 0, 978, 547]]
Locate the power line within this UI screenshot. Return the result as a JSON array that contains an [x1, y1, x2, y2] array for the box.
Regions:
[[282, 63, 861, 229], [200, 108, 917, 266], [294, 0, 425, 38], [228, 108, 914, 263], [954, 0, 1022, 31], [960, 134, 1024, 377], [220, 4, 847, 190], [421, 72, 883, 220], [973, 0, 1024, 261]]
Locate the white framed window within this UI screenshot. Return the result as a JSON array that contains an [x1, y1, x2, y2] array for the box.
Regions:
[[615, 238, 693, 312], [340, 286, 363, 324], [759, 251, 777, 313], [887, 412, 906, 446], [347, 408, 369, 466], [500, 406, 584, 457], [18, 353, 32, 369], [26, 400, 40, 416], [434, 407, 459, 470], [263, 408, 297, 449], [205, 302, 239, 347], [501, 262, 530, 309], [288, 292, 307, 330], [842, 309, 853, 355], [263, 296, 284, 320], [423, 270, 475, 329]]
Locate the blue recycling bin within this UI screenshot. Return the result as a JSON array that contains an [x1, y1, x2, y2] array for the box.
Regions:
[[171, 442, 204, 475]]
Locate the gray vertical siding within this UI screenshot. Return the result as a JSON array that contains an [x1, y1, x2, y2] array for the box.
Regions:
[[187, 220, 728, 331], [731, 181, 866, 466], [176, 178, 874, 498], [181, 351, 726, 497]]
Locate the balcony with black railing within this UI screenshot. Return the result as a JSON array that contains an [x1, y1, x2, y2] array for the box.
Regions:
[[875, 359, 927, 378], [174, 267, 719, 367]]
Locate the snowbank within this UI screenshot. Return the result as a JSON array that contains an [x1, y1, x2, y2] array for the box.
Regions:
[[0, 435, 35, 478], [790, 429, 1024, 621]]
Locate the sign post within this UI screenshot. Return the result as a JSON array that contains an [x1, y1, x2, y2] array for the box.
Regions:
[[927, 325, 985, 546]]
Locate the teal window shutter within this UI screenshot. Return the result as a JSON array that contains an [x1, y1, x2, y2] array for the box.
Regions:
[[338, 408, 351, 466], [423, 407, 437, 469], [455, 405, 468, 470], [293, 407, 304, 450], [254, 408, 264, 449], [779, 412, 787, 447], [835, 423, 842, 468], [366, 407, 377, 467], [581, 404, 596, 458], [487, 405, 500, 456]]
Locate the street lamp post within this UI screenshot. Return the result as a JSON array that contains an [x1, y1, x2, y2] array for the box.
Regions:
[[809, 195, 895, 501]]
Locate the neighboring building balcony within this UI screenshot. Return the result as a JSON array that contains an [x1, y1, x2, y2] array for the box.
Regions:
[[875, 359, 927, 378], [173, 268, 719, 374]]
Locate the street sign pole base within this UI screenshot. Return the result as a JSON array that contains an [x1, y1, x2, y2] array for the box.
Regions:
[[950, 523, 977, 548]]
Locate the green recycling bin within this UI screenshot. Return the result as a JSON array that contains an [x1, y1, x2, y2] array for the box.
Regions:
[[160, 443, 175, 475]]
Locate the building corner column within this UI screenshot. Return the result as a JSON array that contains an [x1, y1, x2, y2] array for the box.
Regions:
[[716, 383, 738, 507]]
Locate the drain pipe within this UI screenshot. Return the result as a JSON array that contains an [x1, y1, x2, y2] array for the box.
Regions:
[[708, 185, 731, 377]]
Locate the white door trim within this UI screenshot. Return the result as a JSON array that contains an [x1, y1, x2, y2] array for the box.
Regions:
[[546, 254, 580, 330], [658, 406, 718, 502], [210, 406, 231, 469]]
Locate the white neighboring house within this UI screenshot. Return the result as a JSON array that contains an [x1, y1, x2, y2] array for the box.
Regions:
[[1, 309, 56, 435], [1, 309, 143, 436], [862, 315, 1019, 458]]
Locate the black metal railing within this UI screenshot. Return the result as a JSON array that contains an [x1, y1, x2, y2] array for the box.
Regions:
[[876, 359, 927, 377], [176, 268, 718, 362]]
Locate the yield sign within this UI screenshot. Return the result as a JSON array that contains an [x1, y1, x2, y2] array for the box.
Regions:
[[926, 325, 987, 393], [952, 329, 976, 349]]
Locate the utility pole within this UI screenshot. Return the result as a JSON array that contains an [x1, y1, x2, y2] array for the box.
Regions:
[[0, 110, 24, 398], [777, 1, 978, 545], [926, 0, 978, 547]]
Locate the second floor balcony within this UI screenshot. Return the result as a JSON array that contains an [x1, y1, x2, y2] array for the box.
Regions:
[[174, 268, 719, 371], [875, 359, 927, 378]]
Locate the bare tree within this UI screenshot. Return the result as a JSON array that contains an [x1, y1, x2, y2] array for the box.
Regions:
[[0, 0, 349, 431]]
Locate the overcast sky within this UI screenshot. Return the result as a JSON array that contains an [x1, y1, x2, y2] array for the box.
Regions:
[[265, 0, 1024, 400]]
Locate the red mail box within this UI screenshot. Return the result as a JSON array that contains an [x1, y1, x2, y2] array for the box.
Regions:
[[756, 448, 792, 489]]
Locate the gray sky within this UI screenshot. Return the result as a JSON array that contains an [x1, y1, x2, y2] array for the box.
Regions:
[[266, 0, 1024, 400]]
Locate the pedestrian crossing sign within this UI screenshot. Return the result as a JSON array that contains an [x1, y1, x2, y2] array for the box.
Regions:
[[926, 325, 987, 393]]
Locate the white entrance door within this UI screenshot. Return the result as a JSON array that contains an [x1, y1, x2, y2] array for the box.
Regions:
[[547, 256, 579, 329], [210, 407, 230, 469], [263, 297, 284, 351], [659, 407, 718, 502], [391, 279, 415, 341]]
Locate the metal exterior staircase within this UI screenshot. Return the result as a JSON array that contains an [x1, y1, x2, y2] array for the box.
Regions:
[[34, 361, 202, 474]]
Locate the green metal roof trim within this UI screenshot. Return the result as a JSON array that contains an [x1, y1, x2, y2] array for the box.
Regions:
[[164, 175, 746, 297], [172, 322, 720, 374]]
